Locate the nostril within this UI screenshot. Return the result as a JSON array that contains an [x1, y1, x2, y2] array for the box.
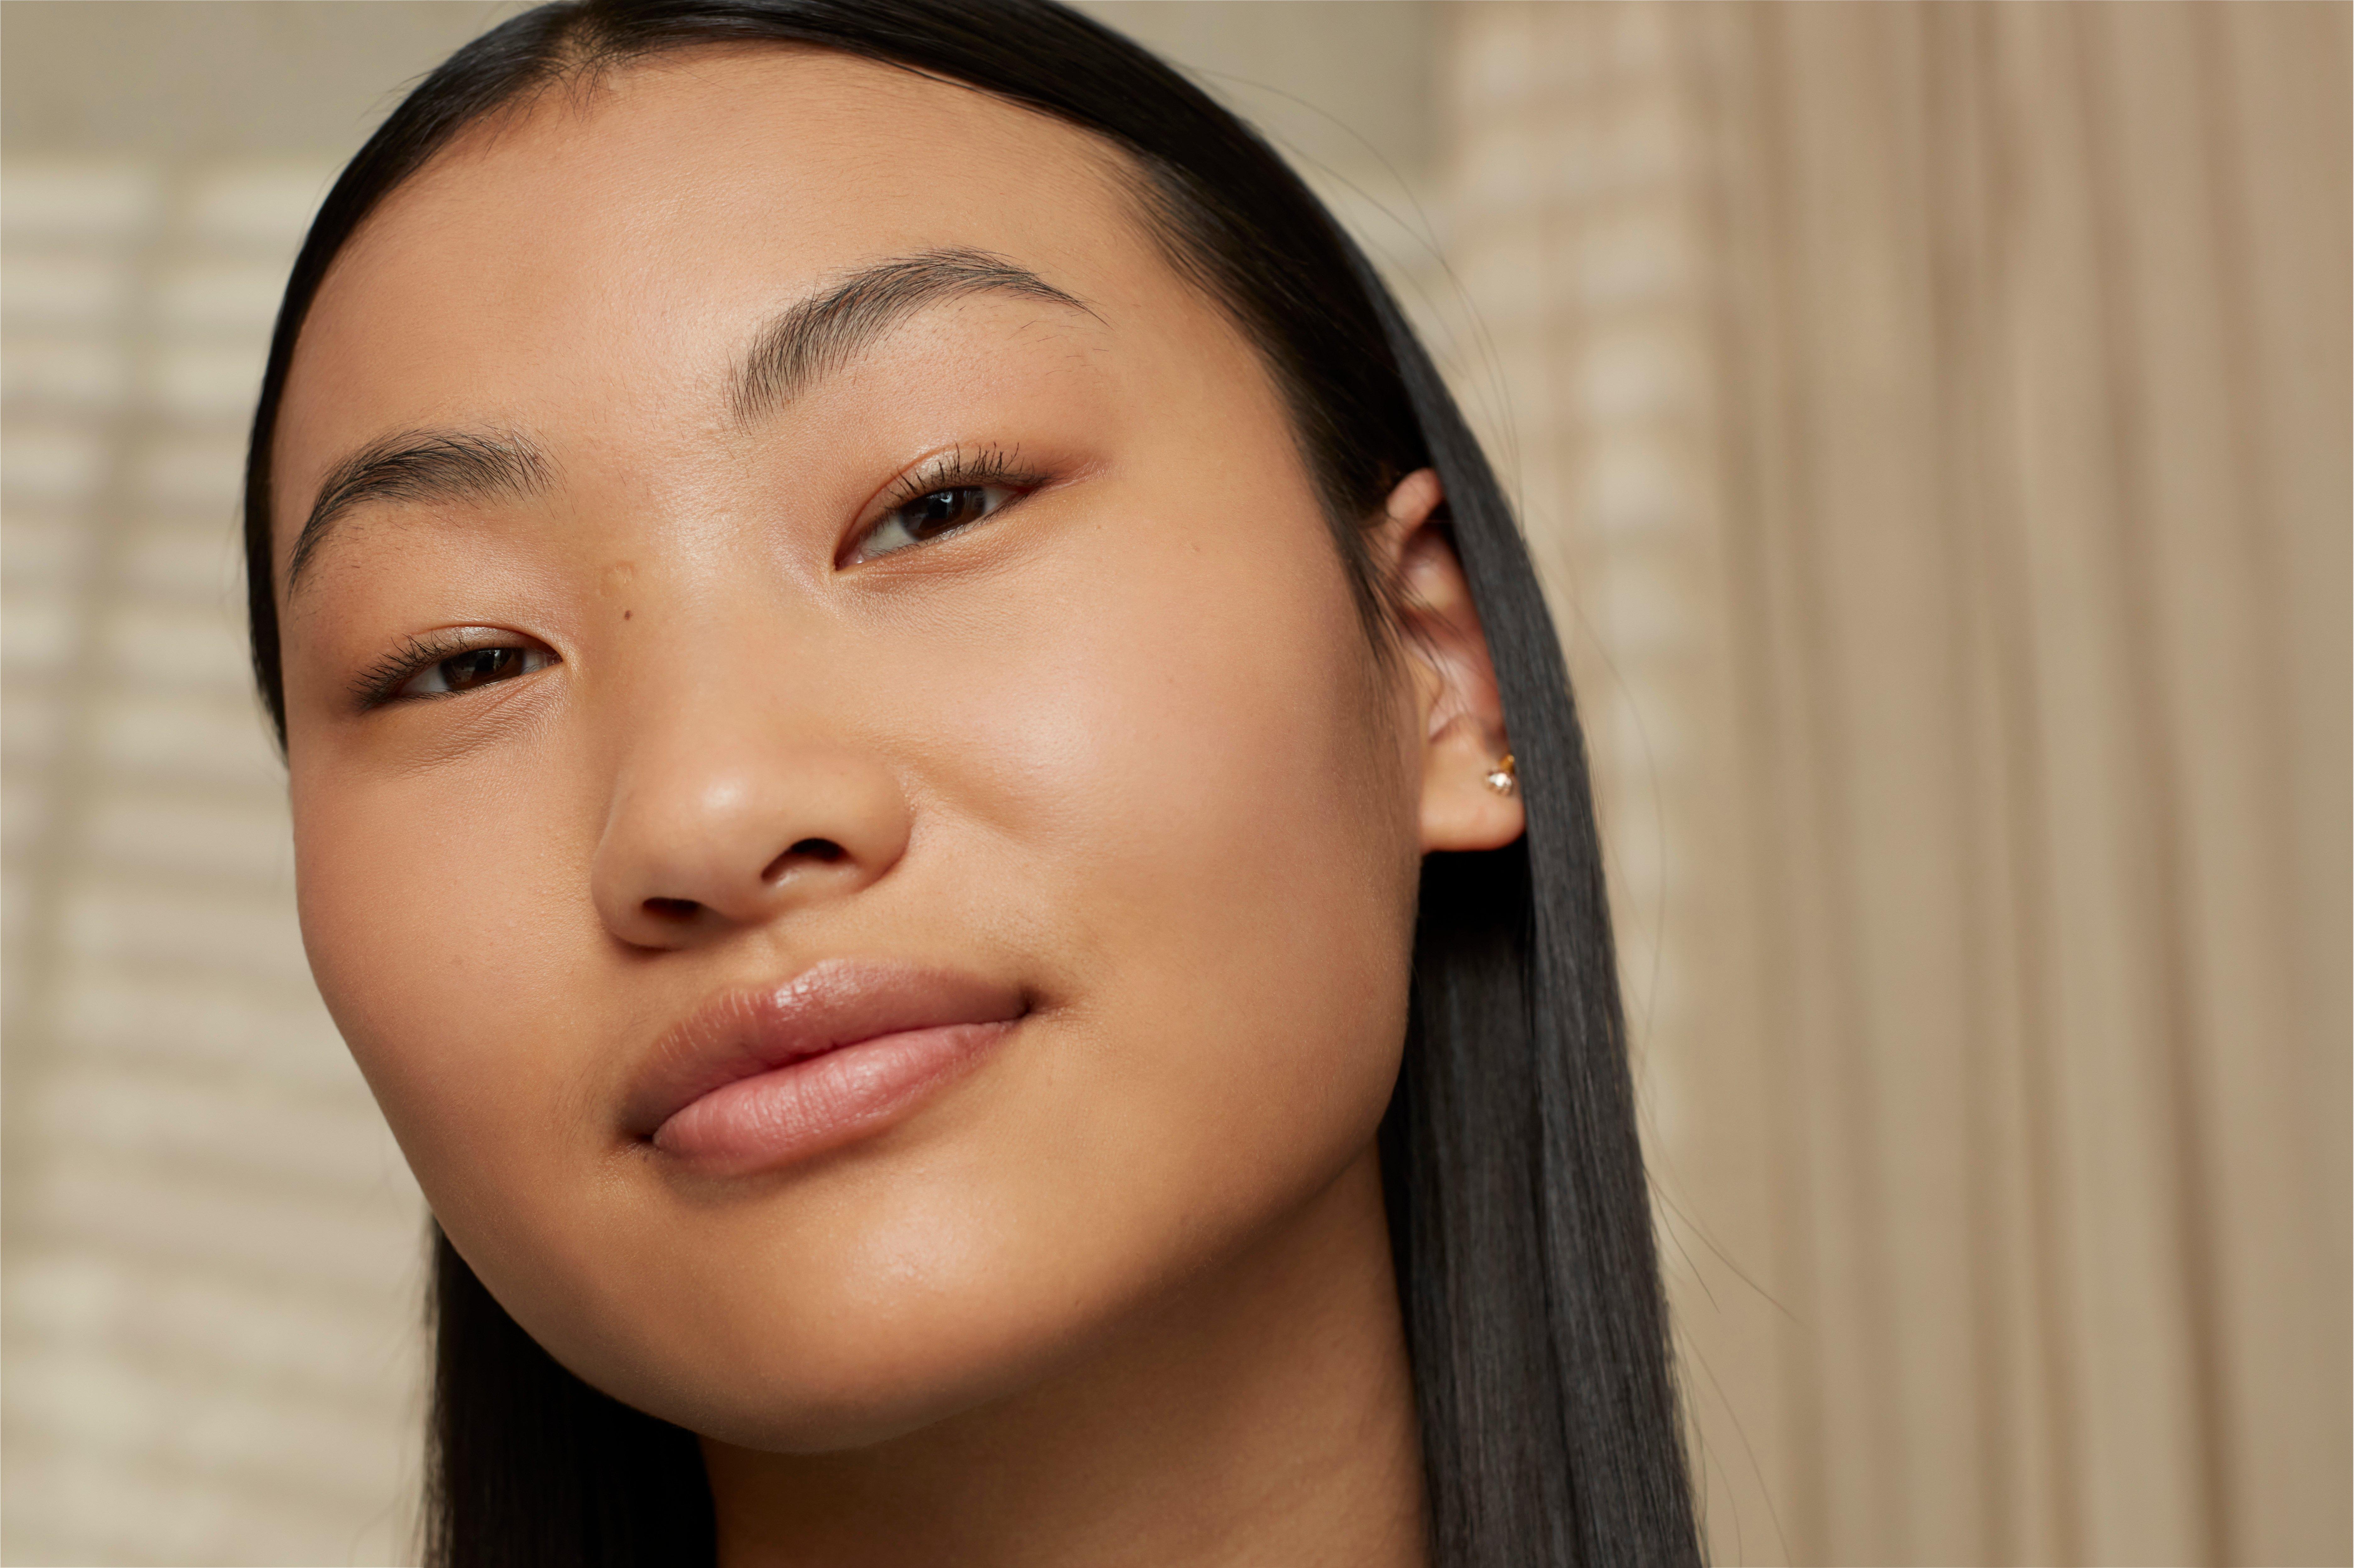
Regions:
[[762, 837, 846, 883], [643, 897, 700, 922]]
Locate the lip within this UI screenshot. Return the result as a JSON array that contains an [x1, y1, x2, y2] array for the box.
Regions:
[[631, 959, 1027, 1175]]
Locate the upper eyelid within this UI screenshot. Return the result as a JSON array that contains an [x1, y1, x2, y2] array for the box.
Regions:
[[353, 626, 550, 706], [352, 629, 464, 702], [842, 450, 1046, 567], [875, 445, 1036, 508]]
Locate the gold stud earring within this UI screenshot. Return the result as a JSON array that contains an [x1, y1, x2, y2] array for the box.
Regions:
[[1483, 751, 1518, 797]]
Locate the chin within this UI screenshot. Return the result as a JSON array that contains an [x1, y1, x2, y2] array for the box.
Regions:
[[492, 1214, 1134, 1456], [668, 1324, 1076, 1455]]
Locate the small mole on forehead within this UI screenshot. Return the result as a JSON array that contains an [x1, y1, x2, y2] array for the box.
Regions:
[[624, 609, 633, 620]]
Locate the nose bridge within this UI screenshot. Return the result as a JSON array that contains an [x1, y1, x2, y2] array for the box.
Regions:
[[590, 606, 911, 946]]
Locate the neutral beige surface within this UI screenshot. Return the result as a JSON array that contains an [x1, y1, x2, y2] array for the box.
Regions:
[[1442, 3, 2350, 1563], [3, 3, 2345, 1565]]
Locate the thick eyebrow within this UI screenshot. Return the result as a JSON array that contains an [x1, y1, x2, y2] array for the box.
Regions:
[[285, 429, 553, 596], [282, 252, 1078, 596], [730, 247, 1094, 424]]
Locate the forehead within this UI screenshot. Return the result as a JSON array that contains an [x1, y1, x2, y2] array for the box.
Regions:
[[274, 47, 1161, 546]]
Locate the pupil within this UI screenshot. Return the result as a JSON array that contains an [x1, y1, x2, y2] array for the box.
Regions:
[[914, 488, 975, 537], [446, 648, 513, 689]]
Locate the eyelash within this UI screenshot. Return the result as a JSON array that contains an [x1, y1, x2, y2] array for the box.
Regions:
[[353, 446, 1046, 709], [879, 443, 1035, 509], [353, 630, 523, 709], [852, 443, 1048, 559]]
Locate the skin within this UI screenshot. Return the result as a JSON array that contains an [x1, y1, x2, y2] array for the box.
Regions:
[[273, 47, 1521, 1568]]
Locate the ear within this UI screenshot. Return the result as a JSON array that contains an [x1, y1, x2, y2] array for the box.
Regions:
[[1375, 469, 1525, 853]]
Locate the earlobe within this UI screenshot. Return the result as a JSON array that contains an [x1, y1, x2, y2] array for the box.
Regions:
[[1420, 721, 1526, 853], [1375, 470, 1525, 854]]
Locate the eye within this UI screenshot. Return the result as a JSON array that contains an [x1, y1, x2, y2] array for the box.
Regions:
[[391, 642, 556, 700], [852, 483, 1023, 561]]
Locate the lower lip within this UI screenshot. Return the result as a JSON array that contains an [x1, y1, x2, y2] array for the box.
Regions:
[[651, 1020, 1012, 1175]]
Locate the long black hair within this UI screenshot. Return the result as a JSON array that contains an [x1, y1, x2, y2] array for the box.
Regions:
[[240, 3, 1701, 1563]]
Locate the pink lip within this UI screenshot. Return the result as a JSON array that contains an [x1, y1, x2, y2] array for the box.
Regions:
[[633, 959, 1026, 1175]]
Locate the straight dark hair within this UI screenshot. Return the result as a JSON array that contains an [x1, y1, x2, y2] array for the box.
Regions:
[[240, 3, 1701, 1563]]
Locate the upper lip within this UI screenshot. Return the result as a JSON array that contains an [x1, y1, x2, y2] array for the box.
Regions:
[[626, 958, 1029, 1140]]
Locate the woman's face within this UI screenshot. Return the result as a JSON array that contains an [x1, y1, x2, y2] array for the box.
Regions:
[[274, 48, 1515, 1450]]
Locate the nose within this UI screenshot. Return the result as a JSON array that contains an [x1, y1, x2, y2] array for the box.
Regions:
[[591, 709, 912, 950]]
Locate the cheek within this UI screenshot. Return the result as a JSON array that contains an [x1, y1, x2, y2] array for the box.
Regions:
[[908, 507, 1422, 1254], [288, 741, 607, 1236]]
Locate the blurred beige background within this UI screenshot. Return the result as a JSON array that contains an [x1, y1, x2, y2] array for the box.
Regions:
[[1, 3, 2344, 1565]]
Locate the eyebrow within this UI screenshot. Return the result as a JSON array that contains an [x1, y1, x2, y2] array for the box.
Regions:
[[286, 428, 553, 594], [284, 250, 1088, 597], [730, 246, 1094, 423]]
